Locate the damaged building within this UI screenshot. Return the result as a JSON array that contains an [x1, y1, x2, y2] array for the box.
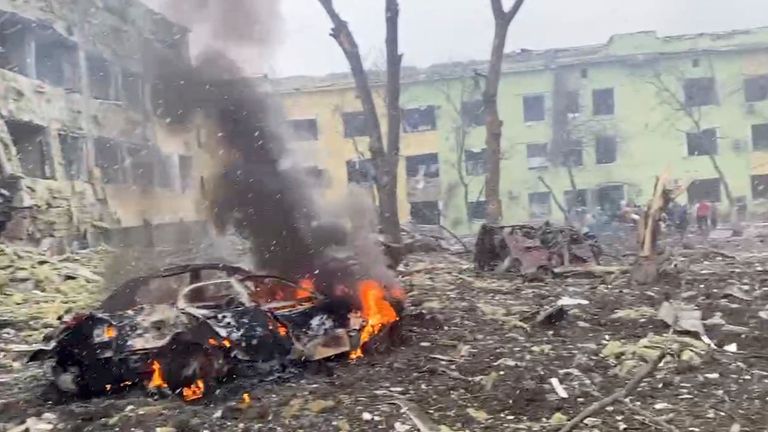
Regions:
[[277, 26, 768, 235], [0, 0, 209, 249]]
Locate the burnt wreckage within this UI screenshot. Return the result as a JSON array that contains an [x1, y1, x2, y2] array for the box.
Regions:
[[29, 264, 402, 400], [475, 223, 603, 275]]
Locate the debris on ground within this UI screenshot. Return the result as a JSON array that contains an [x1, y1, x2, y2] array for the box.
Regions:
[[2, 229, 768, 430]]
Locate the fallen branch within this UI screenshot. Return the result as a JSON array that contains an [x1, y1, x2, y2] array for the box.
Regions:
[[558, 352, 667, 432], [438, 223, 470, 253], [605, 393, 679, 432], [537, 176, 568, 222], [391, 400, 441, 432]]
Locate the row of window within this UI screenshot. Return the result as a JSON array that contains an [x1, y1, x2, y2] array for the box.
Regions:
[[10, 120, 193, 192], [288, 106, 440, 141], [407, 174, 768, 226], [288, 73, 768, 142], [684, 123, 768, 156], [345, 120, 768, 185], [0, 13, 145, 110], [94, 138, 194, 192]]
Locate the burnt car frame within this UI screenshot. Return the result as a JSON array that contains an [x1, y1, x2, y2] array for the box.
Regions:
[[475, 223, 603, 275], [29, 264, 368, 399]]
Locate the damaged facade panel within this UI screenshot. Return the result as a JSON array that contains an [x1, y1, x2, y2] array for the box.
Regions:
[[0, 0, 207, 247]]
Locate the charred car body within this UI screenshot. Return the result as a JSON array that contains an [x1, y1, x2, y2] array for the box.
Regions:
[[29, 264, 394, 400], [475, 223, 603, 275]]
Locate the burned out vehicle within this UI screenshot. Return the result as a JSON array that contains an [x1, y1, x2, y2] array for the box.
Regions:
[[28, 264, 392, 400], [475, 223, 603, 275]]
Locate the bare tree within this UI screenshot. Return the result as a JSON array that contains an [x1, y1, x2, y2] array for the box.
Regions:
[[436, 78, 484, 224], [546, 68, 618, 218], [482, 0, 526, 223], [648, 65, 735, 211], [318, 0, 403, 245]]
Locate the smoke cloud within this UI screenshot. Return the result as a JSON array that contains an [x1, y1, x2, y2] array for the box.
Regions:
[[155, 0, 284, 74], [150, 0, 398, 310]]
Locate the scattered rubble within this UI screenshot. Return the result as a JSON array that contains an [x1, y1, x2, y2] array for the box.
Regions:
[[0, 244, 111, 343], [2, 229, 768, 430]]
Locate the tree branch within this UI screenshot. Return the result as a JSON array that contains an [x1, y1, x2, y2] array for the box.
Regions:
[[318, 0, 402, 244], [504, 0, 526, 24], [558, 352, 667, 432]]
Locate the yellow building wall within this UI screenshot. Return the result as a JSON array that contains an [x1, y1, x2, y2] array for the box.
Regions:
[[280, 86, 441, 223]]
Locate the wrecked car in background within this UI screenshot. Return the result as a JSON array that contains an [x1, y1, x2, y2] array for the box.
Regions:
[[475, 223, 603, 276], [28, 264, 400, 400]]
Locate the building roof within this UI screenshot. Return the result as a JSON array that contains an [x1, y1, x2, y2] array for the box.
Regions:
[[272, 26, 768, 94]]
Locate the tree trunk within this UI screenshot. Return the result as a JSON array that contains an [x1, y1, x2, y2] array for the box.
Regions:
[[482, 19, 510, 224], [707, 154, 734, 208], [318, 0, 402, 245], [454, 125, 471, 223], [483, 0, 526, 224], [383, 0, 403, 245]]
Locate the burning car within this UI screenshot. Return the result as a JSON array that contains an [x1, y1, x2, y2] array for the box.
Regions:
[[28, 264, 401, 401]]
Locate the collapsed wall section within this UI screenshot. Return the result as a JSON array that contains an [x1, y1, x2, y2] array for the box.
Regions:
[[0, 0, 209, 249]]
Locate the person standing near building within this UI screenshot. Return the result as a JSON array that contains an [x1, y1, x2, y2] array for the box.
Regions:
[[673, 203, 689, 240], [710, 202, 719, 230], [696, 200, 711, 235]]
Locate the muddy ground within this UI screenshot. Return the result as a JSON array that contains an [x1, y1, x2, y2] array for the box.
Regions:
[[2, 231, 768, 431]]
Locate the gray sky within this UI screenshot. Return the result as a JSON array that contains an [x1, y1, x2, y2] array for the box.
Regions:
[[144, 0, 768, 77]]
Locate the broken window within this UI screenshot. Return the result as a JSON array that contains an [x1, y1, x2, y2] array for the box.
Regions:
[[461, 99, 485, 127], [464, 148, 487, 176], [692, 58, 701, 68], [35, 33, 79, 91], [745, 75, 768, 103], [122, 70, 144, 110], [7, 120, 52, 179], [342, 111, 367, 138], [752, 123, 768, 151], [597, 185, 625, 214], [526, 143, 548, 169], [406, 153, 439, 178], [155, 154, 174, 189], [595, 136, 617, 164], [402, 106, 437, 133], [346, 159, 376, 184], [468, 201, 486, 221], [410, 201, 440, 226], [684, 77, 717, 107], [523, 95, 545, 122], [687, 178, 721, 204], [565, 91, 580, 114], [592, 88, 615, 116], [562, 147, 583, 167], [686, 128, 718, 156], [528, 192, 552, 219], [0, 16, 32, 76], [287, 118, 318, 141], [95, 138, 125, 184], [751, 175, 768, 200], [580, 68, 588, 79], [564, 189, 588, 209], [127, 145, 155, 189], [87, 55, 116, 101], [59, 133, 86, 181], [178, 154, 193, 192]]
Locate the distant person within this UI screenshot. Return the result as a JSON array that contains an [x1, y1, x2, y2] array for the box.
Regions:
[[710, 202, 719, 230], [696, 200, 711, 234], [674, 203, 689, 240]]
